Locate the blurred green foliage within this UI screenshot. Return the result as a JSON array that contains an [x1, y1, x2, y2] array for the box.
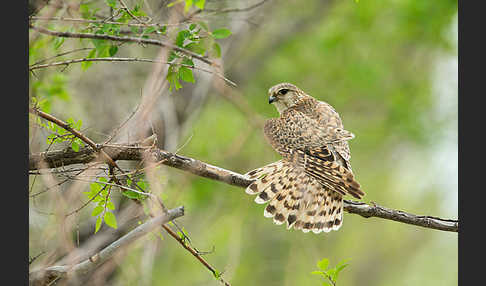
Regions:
[[29, 0, 457, 285], [153, 1, 457, 285]]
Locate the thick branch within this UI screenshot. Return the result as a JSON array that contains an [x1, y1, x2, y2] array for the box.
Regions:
[[29, 206, 184, 286], [29, 145, 459, 233]]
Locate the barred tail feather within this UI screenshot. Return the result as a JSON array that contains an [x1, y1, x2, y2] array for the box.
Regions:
[[245, 160, 345, 234]]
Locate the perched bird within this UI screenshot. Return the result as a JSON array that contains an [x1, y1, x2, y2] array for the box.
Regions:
[[245, 83, 364, 234]]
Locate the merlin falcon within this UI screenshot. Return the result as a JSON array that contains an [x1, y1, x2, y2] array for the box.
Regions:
[[245, 83, 365, 234]]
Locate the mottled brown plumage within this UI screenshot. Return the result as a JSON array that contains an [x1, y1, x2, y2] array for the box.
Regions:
[[245, 83, 364, 233]]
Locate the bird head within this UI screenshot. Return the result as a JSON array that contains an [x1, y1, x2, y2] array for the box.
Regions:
[[268, 83, 306, 114]]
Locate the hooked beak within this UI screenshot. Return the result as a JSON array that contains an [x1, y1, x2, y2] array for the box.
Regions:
[[268, 95, 276, 104]]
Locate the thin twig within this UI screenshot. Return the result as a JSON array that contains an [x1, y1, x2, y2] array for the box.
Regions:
[[117, 0, 147, 24], [28, 57, 237, 87], [162, 224, 230, 286], [31, 47, 94, 66], [103, 95, 142, 145], [204, 0, 269, 14], [65, 184, 108, 217], [29, 16, 188, 27], [30, 251, 46, 266]]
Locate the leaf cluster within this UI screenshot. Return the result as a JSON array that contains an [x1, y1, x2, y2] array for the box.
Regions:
[[166, 22, 231, 91], [311, 258, 349, 286], [84, 177, 118, 233]]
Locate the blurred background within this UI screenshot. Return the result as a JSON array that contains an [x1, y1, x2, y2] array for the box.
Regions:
[[29, 0, 458, 285]]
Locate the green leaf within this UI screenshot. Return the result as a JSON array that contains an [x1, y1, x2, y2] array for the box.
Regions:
[[104, 212, 118, 229], [168, 51, 179, 63], [189, 23, 197, 31], [95, 216, 102, 233], [159, 26, 167, 34], [336, 259, 350, 268], [71, 140, 80, 152], [310, 271, 326, 277], [212, 28, 232, 39], [53, 37, 65, 50], [122, 190, 140, 200], [82, 49, 96, 70], [211, 42, 221, 58], [317, 258, 329, 271], [91, 37, 105, 50], [132, 3, 147, 17], [46, 134, 56, 145], [105, 0, 117, 8], [108, 45, 118, 56], [176, 30, 192, 47], [91, 205, 104, 217], [181, 57, 194, 67], [167, 66, 182, 91], [101, 187, 109, 198], [106, 200, 115, 210], [327, 269, 337, 282], [185, 42, 205, 55], [144, 27, 156, 34], [334, 264, 349, 281], [179, 67, 195, 83], [90, 182, 102, 193], [137, 180, 147, 191]]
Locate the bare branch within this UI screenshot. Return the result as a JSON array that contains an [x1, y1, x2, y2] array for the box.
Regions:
[[204, 0, 269, 14], [29, 206, 185, 286], [29, 144, 458, 233]]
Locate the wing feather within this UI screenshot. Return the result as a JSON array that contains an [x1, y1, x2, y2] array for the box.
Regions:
[[263, 98, 364, 199]]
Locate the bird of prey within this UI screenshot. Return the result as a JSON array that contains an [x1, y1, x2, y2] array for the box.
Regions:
[[245, 83, 364, 234]]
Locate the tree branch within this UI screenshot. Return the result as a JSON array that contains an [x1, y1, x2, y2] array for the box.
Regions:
[[29, 25, 218, 67], [162, 224, 231, 286], [29, 144, 458, 233], [29, 57, 237, 87], [204, 0, 269, 14], [29, 16, 186, 27], [29, 206, 185, 286], [29, 107, 123, 172]]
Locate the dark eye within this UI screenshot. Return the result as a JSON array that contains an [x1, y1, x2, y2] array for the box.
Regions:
[[278, 89, 289, 95]]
